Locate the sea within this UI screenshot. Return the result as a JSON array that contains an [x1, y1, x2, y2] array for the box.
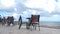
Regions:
[[14, 21, 60, 26], [40, 21, 60, 26]]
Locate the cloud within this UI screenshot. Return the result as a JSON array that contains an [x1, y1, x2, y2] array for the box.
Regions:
[[0, 0, 60, 18], [24, 0, 56, 13], [1, 0, 60, 21], [1, 0, 15, 7], [51, 10, 60, 15], [55, 0, 59, 2]]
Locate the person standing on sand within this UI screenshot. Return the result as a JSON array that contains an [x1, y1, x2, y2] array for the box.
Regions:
[[0, 15, 2, 24], [18, 16, 22, 29]]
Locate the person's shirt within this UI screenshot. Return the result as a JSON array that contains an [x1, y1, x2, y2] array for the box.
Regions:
[[0, 17, 2, 22], [18, 16, 22, 23]]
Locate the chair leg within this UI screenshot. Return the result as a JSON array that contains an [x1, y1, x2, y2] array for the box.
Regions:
[[34, 24, 36, 30], [26, 23, 30, 29], [32, 24, 36, 30], [38, 25, 40, 31], [33, 25, 34, 29], [35, 25, 36, 30], [30, 24, 34, 31]]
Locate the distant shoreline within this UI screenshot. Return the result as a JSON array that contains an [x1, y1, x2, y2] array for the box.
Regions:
[[40, 25, 60, 29]]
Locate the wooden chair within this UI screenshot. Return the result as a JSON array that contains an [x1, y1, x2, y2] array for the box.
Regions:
[[28, 15, 40, 31]]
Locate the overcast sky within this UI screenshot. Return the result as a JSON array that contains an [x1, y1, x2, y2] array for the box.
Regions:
[[0, 0, 60, 21]]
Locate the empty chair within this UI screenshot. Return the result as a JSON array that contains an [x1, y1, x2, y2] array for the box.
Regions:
[[28, 15, 40, 31], [7, 16, 14, 26]]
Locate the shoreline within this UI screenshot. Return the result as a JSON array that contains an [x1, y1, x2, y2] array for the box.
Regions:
[[40, 25, 60, 29]]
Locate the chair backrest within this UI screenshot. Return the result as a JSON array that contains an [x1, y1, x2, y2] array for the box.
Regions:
[[7, 16, 14, 22], [31, 15, 40, 23]]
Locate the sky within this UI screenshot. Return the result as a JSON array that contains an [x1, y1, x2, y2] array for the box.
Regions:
[[0, 0, 60, 21]]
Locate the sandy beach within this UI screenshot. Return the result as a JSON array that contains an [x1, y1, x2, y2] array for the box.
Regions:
[[0, 24, 60, 34]]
